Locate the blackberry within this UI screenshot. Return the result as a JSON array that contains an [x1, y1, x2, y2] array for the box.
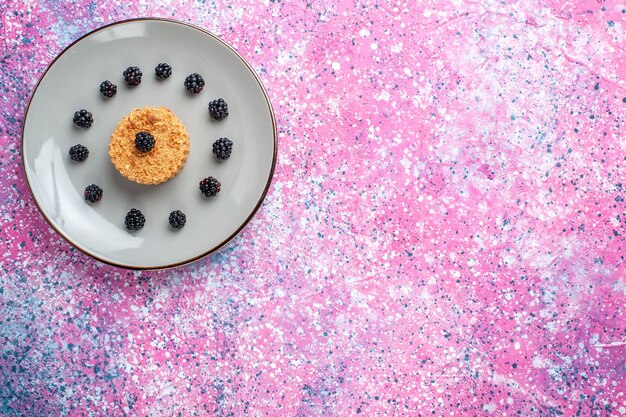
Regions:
[[208, 98, 228, 120], [155, 63, 172, 80], [123, 66, 142, 86], [184, 73, 205, 94], [99, 80, 117, 98], [125, 208, 145, 231], [69, 144, 89, 162], [135, 131, 155, 152], [168, 210, 186, 230], [212, 137, 233, 160], [84, 184, 103, 203], [199, 176, 221, 197], [73, 109, 93, 128]]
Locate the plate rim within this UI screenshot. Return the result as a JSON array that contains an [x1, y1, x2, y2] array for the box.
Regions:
[[20, 17, 278, 271]]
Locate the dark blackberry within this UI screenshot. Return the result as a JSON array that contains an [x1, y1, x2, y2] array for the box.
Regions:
[[199, 176, 221, 197], [212, 137, 233, 160], [135, 131, 155, 152], [84, 184, 103, 203], [155, 63, 172, 80], [208, 98, 228, 120], [125, 208, 145, 231], [99, 80, 117, 98], [73, 109, 93, 128], [123, 66, 142, 86], [184, 73, 205, 94], [69, 144, 89, 162], [168, 210, 186, 230]]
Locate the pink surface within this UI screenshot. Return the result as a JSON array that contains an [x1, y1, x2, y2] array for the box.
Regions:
[[1, 0, 626, 415]]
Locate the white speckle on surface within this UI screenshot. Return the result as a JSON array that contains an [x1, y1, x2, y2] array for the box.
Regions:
[[376, 90, 390, 101]]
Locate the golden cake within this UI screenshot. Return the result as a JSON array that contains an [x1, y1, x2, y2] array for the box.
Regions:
[[109, 106, 190, 185]]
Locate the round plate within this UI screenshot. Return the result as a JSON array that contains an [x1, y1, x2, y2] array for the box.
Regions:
[[21, 18, 277, 269]]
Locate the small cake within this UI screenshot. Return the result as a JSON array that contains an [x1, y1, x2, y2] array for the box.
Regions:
[[109, 106, 190, 185]]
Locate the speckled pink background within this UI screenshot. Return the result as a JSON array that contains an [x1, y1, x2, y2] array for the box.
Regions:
[[1, 0, 626, 416]]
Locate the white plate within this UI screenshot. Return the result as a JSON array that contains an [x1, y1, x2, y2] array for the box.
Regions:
[[22, 18, 277, 269]]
